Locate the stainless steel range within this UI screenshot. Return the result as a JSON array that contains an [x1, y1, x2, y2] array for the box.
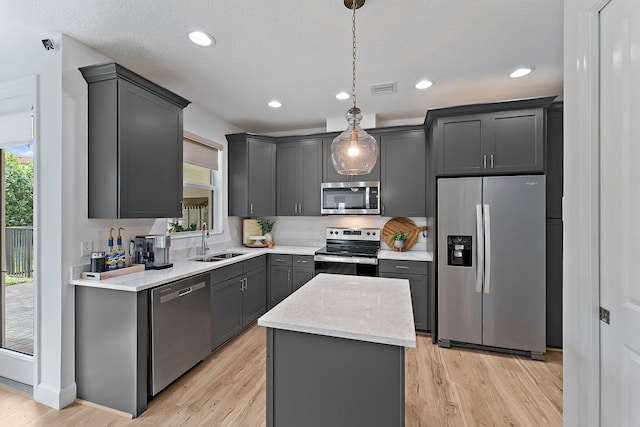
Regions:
[[314, 227, 381, 276]]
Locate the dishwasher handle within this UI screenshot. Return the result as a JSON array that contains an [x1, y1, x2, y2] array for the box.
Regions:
[[159, 281, 206, 304]]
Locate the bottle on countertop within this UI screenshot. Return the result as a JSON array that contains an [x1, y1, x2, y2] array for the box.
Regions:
[[116, 227, 125, 269], [106, 228, 117, 271]]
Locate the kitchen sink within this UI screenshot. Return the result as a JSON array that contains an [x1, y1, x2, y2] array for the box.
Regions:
[[210, 252, 244, 259], [191, 252, 245, 262]]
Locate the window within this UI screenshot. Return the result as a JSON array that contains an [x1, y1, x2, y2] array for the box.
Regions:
[[168, 132, 223, 234]]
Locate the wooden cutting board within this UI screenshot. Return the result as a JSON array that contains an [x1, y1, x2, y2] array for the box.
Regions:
[[382, 217, 427, 251]]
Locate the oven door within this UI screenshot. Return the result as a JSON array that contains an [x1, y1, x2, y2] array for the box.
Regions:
[[314, 255, 378, 277]]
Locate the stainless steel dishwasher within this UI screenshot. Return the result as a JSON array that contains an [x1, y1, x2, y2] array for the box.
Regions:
[[150, 273, 211, 395]]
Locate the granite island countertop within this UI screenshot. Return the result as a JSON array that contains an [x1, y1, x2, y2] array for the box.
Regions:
[[258, 273, 417, 348]]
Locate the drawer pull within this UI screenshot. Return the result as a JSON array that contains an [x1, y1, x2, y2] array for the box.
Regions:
[[395, 265, 410, 270], [178, 287, 192, 297], [296, 260, 308, 264]]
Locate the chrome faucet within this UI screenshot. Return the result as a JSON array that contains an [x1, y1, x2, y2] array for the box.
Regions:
[[200, 222, 210, 255]]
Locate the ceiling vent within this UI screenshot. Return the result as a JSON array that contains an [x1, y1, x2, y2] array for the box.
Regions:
[[369, 81, 397, 96]]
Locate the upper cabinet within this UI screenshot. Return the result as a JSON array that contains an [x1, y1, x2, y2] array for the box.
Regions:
[[380, 127, 426, 217], [322, 135, 380, 183], [80, 62, 190, 218], [277, 137, 322, 216], [426, 97, 555, 177], [227, 134, 276, 217]]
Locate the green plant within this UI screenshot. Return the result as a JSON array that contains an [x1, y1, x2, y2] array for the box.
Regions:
[[390, 231, 408, 241], [257, 218, 276, 234], [5, 152, 33, 226]]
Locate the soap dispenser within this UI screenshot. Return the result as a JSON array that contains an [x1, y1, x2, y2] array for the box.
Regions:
[[116, 227, 125, 269]]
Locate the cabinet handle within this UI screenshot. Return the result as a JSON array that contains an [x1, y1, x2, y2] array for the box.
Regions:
[[299, 203, 302, 215], [243, 278, 248, 291], [250, 203, 254, 215], [287, 271, 290, 281], [483, 155, 487, 168], [490, 154, 494, 168], [240, 278, 244, 291], [395, 265, 410, 270], [296, 260, 308, 264]]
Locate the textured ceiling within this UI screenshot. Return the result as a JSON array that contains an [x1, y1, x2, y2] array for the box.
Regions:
[[0, 0, 563, 134]]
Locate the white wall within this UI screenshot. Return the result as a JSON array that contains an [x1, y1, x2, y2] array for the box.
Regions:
[[563, 0, 602, 425]]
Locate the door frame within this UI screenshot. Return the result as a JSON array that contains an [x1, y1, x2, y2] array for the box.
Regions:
[[0, 75, 37, 386], [564, 0, 611, 425]]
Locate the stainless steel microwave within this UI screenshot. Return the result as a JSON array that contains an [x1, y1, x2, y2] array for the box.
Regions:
[[320, 181, 380, 215]]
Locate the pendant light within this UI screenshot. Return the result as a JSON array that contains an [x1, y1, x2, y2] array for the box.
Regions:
[[331, 0, 378, 176]]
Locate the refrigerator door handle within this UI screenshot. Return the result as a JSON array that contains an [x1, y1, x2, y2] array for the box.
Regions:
[[475, 204, 484, 293], [483, 204, 492, 294]]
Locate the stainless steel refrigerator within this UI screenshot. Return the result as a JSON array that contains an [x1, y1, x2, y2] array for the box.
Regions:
[[437, 175, 546, 359]]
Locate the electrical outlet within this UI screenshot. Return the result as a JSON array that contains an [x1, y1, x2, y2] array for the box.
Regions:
[[81, 241, 93, 257]]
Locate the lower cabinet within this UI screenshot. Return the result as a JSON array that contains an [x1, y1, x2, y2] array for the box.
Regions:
[[268, 254, 314, 309], [211, 255, 266, 351], [378, 260, 428, 332]]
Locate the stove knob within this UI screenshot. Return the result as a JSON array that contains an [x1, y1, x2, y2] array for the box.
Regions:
[[367, 232, 371, 235], [372, 232, 376, 236]]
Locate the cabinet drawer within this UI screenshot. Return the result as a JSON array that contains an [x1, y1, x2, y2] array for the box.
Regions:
[[211, 263, 243, 285], [292, 255, 313, 267], [270, 254, 292, 266], [378, 259, 427, 275], [244, 255, 266, 273]]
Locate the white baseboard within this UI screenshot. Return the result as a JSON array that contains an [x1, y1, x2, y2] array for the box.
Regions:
[[34, 381, 76, 410]]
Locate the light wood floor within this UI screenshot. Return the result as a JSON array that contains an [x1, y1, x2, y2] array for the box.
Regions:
[[0, 324, 562, 426]]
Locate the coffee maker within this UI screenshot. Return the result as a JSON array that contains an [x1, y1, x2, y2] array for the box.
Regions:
[[132, 235, 173, 270]]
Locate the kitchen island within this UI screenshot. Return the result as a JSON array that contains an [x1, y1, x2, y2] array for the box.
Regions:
[[258, 273, 416, 427]]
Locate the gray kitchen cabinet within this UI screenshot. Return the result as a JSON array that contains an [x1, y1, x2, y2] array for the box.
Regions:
[[322, 135, 381, 182], [379, 259, 428, 331], [210, 256, 267, 351], [210, 274, 243, 351], [227, 133, 276, 217], [268, 254, 314, 309], [80, 62, 190, 218], [277, 138, 322, 216], [425, 97, 556, 177], [380, 128, 426, 217], [435, 109, 543, 176]]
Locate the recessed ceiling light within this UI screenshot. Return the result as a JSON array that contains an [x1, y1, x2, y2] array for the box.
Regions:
[[415, 80, 433, 90], [268, 100, 283, 108], [335, 91, 351, 100], [509, 67, 534, 78], [188, 30, 215, 47]]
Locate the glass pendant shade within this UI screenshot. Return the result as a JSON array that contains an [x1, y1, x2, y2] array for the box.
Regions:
[[331, 108, 378, 175]]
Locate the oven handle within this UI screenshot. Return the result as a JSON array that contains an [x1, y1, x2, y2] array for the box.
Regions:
[[314, 254, 378, 265]]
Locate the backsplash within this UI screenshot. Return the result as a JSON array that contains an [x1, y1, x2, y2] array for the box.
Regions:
[[230, 216, 428, 251]]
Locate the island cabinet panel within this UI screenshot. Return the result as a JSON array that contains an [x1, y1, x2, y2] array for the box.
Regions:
[[276, 138, 322, 216], [227, 134, 276, 217], [268, 255, 314, 309], [433, 108, 545, 176], [322, 135, 381, 182], [76, 287, 149, 417], [379, 260, 429, 331], [211, 256, 267, 351], [266, 328, 405, 427], [380, 128, 426, 217], [80, 63, 190, 218]]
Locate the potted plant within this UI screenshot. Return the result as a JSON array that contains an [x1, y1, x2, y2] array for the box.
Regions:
[[390, 231, 408, 251], [257, 218, 276, 243]]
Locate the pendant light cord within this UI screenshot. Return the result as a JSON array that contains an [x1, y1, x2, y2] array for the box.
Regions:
[[351, 0, 357, 116]]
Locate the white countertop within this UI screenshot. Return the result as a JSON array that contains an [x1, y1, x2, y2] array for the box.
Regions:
[[377, 249, 433, 261], [69, 245, 431, 292], [70, 245, 321, 292], [257, 273, 416, 348]]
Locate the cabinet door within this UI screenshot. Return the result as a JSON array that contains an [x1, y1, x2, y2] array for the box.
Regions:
[[211, 276, 243, 351], [269, 265, 292, 309], [485, 108, 544, 174], [322, 137, 381, 182], [298, 138, 322, 215], [380, 130, 426, 217], [119, 80, 183, 218], [292, 267, 314, 292], [436, 115, 485, 176], [546, 218, 563, 348], [276, 142, 298, 216], [242, 267, 267, 326], [379, 272, 428, 332], [546, 106, 563, 219], [248, 138, 276, 216]]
